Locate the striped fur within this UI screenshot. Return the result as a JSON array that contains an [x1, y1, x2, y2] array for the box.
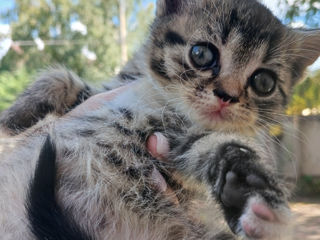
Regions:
[[0, 0, 319, 239]]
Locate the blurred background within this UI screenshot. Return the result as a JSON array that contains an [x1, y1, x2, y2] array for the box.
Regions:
[[0, 0, 319, 238]]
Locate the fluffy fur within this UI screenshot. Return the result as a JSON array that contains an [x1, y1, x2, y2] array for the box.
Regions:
[[0, 0, 319, 239], [27, 136, 94, 240], [0, 99, 290, 239]]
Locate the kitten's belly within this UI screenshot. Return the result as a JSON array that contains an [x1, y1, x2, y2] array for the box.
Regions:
[[0, 136, 43, 240]]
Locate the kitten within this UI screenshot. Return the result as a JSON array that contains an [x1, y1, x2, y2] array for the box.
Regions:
[[1, 96, 290, 240], [2, 1, 319, 135], [0, 0, 319, 239]]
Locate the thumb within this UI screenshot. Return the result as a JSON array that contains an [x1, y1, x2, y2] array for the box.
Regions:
[[146, 132, 169, 160]]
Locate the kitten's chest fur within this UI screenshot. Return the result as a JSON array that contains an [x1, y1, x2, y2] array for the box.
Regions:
[[52, 88, 213, 239]]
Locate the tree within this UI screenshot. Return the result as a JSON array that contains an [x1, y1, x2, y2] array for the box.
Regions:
[[0, 0, 154, 112], [287, 70, 320, 115], [283, 0, 320, 115], [284, 0, 320, 27], [0, 0, 154, 82], [0, 68, 32, 111], [119, 0, 128, 66]]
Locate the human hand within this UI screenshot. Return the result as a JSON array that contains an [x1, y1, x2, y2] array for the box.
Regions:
[[66, 84, 177, 203]]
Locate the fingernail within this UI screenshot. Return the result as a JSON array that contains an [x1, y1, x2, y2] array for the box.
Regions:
[[154, 132, 169, 158], [147, 135, 157, 156]]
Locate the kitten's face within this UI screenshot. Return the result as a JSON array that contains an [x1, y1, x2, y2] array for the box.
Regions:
[[147, 0, 320, 133]]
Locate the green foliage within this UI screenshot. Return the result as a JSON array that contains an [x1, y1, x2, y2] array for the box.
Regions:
[[127, 1, 154, 54], [287, 71, 320, 115], [296, 175, 320, 196], [1, 0, 319, 117], [0, 0, 154, 111], [284, 0, 320, 27], [284, 0, 320, 115], [0, 68, 33, 111], [0, 0, 154, 82]]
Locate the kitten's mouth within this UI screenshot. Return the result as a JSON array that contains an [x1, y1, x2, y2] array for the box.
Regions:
[[201, 99, 231, 122], [202, 109, 229, 122]]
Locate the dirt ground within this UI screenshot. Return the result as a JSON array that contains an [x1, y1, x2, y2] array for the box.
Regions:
[[291, 198, 320, 240]]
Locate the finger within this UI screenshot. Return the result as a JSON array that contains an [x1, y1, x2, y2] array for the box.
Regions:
[[67, 83, 134, 117], [163, 186, 179, 205], [146, 132, 169, 160], [150, 167, 167, 192], [98, 85, 131, 101], [147, 135, 178, 205], [150, 167, 179, 205]]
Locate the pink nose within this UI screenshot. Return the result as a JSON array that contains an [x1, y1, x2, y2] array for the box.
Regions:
[[218, 98, 230, 108]]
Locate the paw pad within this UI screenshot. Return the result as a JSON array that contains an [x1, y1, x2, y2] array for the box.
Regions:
[[221, 171, 267, 209]]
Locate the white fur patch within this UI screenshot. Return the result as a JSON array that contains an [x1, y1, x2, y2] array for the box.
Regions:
[[239, 195, 292, 240]]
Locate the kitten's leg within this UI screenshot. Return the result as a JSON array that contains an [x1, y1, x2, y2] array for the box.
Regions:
[[0, 68, 95, 136], [212, 143, 291, 239], [27, 136, 93, 240], [26, 135, 238, 239], [171, 133, 291, 240], [44, 116, 238, 240]]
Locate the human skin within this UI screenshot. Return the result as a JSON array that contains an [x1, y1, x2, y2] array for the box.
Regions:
[[65, 83, 175, 201]]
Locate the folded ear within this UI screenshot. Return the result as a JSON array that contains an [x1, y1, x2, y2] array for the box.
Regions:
[[290, 29, 320, 83], [156, 0, 184, 17]]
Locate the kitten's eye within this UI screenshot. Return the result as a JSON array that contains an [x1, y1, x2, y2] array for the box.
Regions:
[[250, 70, 277, 96], [190, 43, 219, 70]]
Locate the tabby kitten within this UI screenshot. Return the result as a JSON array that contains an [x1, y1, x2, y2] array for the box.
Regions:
[[2, 1, 320, 135], [0, 0, 319, 239]]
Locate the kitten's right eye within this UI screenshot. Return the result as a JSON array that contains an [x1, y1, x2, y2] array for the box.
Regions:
[[190, 43, 219, 71]]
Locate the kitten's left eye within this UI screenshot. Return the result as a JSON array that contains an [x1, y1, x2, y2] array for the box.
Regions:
[[190, 43, 219, 70], [250, 69, 277, 96]]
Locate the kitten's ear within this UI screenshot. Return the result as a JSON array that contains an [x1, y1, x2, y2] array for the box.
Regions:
[[295, 29, 320, 67], [290, 29, 320, 82], [156, 0, 183, 17]]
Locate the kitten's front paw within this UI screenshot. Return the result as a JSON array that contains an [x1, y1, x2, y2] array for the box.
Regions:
[[220, 170, 267, 211], [239, 195, 291, 240], [213, 144, 267, 230], [212, 143, 290, 239]]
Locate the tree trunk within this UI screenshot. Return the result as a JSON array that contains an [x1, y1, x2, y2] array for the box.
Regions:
[[119, 0, 128, 66]]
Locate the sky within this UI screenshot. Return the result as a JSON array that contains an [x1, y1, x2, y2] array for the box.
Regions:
[[0, 0, 14, 11], [0, 0, 319, 70], [0, 0, 287, 22], [0, 0, 15, 23]]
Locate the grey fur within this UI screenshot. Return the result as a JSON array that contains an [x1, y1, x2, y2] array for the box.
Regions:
[[0, 68, 96, 135], [0, 94, 290, 239], [1, 0, 319, 239]]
